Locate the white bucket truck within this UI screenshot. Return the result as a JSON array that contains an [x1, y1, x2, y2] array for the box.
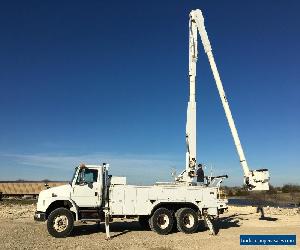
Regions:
[[35, 163, 227, 238], [34, 9, 269, 238]]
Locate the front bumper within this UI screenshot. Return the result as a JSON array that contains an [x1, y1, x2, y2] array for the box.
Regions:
[[34, 211, 46, 221]]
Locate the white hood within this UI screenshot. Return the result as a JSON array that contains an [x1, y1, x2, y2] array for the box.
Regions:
[[40, 184, 72, 198], [37, 184, 72, 212]]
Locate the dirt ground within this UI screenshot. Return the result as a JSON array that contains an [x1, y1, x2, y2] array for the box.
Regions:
[[0, 203, 299, 250]]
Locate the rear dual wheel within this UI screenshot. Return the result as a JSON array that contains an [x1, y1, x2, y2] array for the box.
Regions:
[[175, 207, 198, 234], [149, 208, 174, 235], [147, 207, 199, 235]]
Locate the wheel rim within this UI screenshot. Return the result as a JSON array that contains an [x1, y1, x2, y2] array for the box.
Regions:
[[157, 214, 170, 229], [182, 213, 195, 229], [53, 215, 68, 232]]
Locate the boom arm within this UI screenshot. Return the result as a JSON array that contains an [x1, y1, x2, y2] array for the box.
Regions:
[[178, 10, 269, 190]]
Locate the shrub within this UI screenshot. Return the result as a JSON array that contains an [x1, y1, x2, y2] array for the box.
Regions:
[[282, 184, 300, 193]]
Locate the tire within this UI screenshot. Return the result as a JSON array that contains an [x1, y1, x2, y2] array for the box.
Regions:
[[149, 208, 174, 235], [47, 208, 74, 238], [175, 207, 198, 234], [138, 216, 150, 230]]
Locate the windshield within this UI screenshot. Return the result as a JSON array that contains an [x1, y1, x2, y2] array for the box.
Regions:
[[70, 167, 78, 184]]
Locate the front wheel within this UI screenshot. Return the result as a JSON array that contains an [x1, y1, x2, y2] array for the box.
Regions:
[[149, 208, 174, 235], [47, 208, 74, 238], [175, 207, 198, 234]]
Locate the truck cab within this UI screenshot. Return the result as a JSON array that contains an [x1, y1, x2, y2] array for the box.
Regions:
[[70, 164, 103, 207], [34, 164, 106, 229]]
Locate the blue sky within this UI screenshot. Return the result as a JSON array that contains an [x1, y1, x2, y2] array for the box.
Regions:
[[0, 1, 299, 186]]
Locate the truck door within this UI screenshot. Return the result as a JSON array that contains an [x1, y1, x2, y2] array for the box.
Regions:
[[71, 168, 101, 207]]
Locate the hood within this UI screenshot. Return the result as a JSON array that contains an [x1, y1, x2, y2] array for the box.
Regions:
[[39, 184, 72, 199], [36, 184, 72, 212]]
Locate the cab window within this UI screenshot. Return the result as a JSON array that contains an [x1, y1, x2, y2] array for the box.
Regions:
[[76, 168, 98, 184]]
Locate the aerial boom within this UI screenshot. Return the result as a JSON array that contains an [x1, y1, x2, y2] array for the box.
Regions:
[[191, 10, 250, 177], [180, 10, 269, 190], [184, 13, 198, 182]]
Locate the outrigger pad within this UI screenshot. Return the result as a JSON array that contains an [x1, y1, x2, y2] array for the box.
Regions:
[[204, 215, 216, 235]]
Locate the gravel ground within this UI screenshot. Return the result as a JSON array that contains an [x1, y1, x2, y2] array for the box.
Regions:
[[0, 203, 299, 250]]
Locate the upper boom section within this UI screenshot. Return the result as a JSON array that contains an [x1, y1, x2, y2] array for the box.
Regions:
[[185, 9, 269, 190], [190, 9, 250, 177]]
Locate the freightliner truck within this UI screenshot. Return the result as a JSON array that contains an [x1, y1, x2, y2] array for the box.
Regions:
[[34, 9, 270, 238]]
